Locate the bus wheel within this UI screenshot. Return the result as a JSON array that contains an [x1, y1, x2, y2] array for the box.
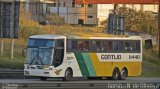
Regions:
[[40, 77, 47, 81], [63, 68, 73, 81], [120, 68, 127, 80], [112, 68, 120, 80]]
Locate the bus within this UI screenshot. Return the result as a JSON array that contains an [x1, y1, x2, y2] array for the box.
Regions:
[[24, 33, 142, 80]]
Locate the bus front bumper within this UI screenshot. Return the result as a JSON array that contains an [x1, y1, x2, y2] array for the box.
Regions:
[[24, 69, 61, 77]]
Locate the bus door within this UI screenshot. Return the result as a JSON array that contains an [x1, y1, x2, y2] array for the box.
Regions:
[[52, 39, 64, 67]]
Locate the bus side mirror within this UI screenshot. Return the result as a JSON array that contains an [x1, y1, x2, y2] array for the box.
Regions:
[[22, 48, 27, 57]]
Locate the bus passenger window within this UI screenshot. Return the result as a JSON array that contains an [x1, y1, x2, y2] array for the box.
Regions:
[[118, 41, 124, 51], [90, 40, 101, 52], [135, 41, 140, 52], [83, 41, 89, 51], [113, 41, 119, 51], [102, 41, 108, 51], [77, 41, 83, 51], [72, 41, 77, 51], [125, 42, 132, 51], [96, 41, 101, 51], [67, 40, 72, 51], [108, 41, 112, 51]]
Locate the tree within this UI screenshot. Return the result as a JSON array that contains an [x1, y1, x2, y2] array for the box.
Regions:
[[118, 7, 158, 35]]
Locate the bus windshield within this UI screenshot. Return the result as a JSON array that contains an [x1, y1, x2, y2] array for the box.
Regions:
[[25, 39, 55, 65], [27, 38, 55, 47]]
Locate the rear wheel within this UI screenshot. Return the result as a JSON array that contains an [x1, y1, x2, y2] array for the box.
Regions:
[[112, 68, 120, 80], [40, 77, 47, 81], [63, 68, 73, 81], [120, 68, 127, 80]]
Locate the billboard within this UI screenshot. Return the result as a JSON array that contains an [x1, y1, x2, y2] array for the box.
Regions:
[[0, 1, 20, 38]]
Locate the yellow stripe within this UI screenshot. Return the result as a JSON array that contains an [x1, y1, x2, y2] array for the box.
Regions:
[[89, 53, 106, 76]]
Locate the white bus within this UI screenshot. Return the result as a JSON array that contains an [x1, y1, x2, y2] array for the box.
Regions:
[[24, 33, 142, 80]]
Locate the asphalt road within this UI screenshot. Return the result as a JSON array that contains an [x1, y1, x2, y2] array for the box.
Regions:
[[0, 78, 159, 89]]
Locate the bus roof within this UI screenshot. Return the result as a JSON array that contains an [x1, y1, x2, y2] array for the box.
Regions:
[[64, 33, 141, 40], [29, 34, 66, 39], [29, 33, 141, 40]]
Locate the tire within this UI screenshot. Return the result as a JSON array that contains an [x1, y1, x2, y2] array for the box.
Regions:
[[112, 68, 120, 80], [120, 68, 127, 80], [40, 77, 47, 81], [63, 68, 73, 81]]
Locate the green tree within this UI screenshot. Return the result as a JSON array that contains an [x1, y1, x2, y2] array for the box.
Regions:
[[118, 7, 158, 35]]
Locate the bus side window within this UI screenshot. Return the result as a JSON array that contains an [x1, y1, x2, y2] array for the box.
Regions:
[[101, 40, 112, 52], [125, 42, 130, 51], [67, 40, 72, 51], [96, 41, 101, 51], [113, 41, 119, 51], [124, 41, 133, 51], [102, 41, 109, 51], [130, 40, 141, 52], [90, 41, 95, 51], [135, 41, 140, 52], [118, 41, 124, 51], [90, 40, 101, 52], [108, 41, 112, 51], [53, 39, 64, 67], [77, 41, 83, 51], [72, 40, 77, 51], [83, 41, 89, 51]]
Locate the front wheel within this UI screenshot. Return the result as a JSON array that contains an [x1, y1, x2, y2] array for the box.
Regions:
[[63, 68, 73, 81]]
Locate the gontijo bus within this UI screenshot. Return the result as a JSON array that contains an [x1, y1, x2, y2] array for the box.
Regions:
[[24, 33, 142, 80]]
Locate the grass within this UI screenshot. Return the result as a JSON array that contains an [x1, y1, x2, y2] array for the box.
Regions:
[[141, 48, 160, 77], [0, 55, 24, 69], [142, 61, 160, 77]]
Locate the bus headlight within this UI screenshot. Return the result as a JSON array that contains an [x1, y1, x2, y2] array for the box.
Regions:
[[24, 65, 29, 69], [43, 66, 49, 70]]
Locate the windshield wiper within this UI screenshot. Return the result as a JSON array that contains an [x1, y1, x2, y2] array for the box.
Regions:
[[29, 51, 44, 65]]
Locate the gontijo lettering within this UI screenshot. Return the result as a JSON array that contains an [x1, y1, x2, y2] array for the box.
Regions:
[[101, 55, 121, 60]]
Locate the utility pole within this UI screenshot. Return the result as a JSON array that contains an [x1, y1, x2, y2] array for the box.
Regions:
[[57, 0, 60, 15], [158, 0, 160, 57], [140, 4, 144, 12], [11, 0, 15, 60], [0, 1, 4, 56]]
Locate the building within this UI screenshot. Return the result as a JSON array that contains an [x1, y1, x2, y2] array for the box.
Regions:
[[48, 0, 98, 26], [25, 0, 49, 24], [25, 0, 98, 26]]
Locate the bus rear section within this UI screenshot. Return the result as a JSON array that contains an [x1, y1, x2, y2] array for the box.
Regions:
[[66, 36, 142, 80]]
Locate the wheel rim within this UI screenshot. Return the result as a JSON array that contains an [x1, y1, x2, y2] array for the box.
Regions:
[[66, 70, 71, 78], [121, 70, 126, 79], [114, 71, 119, 80]]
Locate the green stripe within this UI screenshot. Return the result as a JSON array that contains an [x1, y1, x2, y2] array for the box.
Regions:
[[82, 53, 96, 76], [74, 52, 90, 76]]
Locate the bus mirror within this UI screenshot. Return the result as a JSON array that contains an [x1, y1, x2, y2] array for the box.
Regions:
[[22, 48, 27, 57]]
